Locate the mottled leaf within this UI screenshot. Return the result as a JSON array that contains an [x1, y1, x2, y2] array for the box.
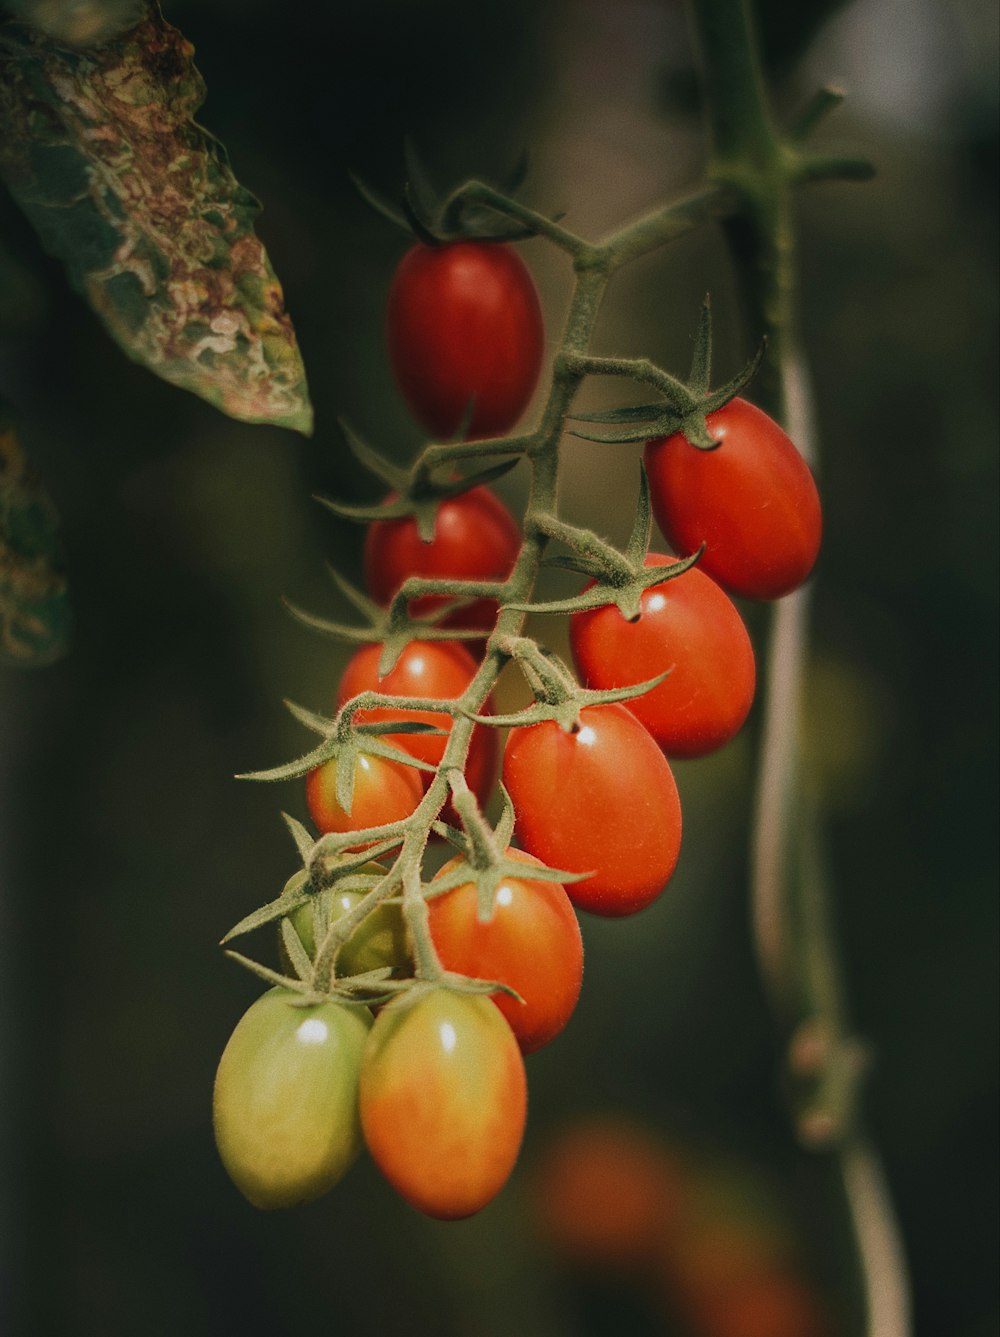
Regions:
[[0, 413, 70, 667], [5, 0, 146, 47], [0, 4, 313, 433]]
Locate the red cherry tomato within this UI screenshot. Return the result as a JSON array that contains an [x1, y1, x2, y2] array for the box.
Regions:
[[305, 751, 422, 847], [364, 485, 520, 636], [428, 849, 584, 1054], [534, 1117, 684, 1271], [644, 397, 822, 600], [569, 554, 756, 758], [386, 240, 544, 440], [502, 704, 682, 916], [360, 986, 527, 1219], [335, 640, 498, 811]]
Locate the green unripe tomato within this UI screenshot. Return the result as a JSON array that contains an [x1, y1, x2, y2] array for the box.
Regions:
[[279, 866, 409, 979], [213, 987, 372, 1210], [290, 890, 408, 977]]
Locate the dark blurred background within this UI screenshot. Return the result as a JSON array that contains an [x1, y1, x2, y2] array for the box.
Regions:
[[1, 1, 996, 1334]]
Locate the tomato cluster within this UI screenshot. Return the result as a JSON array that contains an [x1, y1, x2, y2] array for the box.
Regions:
[[215, 857, 549, 1218], [218, 236, 823, 1222], [216, 855, 581, 1217]]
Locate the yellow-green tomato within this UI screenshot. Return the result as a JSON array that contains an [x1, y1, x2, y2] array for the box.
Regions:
[[282, 881, 408, 979], [360, 987, 527, 1220], [213, 988, 372, 1210]]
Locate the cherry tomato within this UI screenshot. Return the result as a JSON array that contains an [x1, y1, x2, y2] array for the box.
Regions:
[[363, 485, 520, 635], [534, 1117, 683, 1271], [644, 397, 822, 599], [502, 703, 682, 916], [360, 986, 527, 1219], [213, 987, 372, 1209], [386, 240, 544, 440], [673, 1269, 831, 1337], [305, 751, 422, 847], [335, 640, 498, 812], [281, 866, 409, 978], [569, 554, 755, 758], [428, 849, 583, 1053]]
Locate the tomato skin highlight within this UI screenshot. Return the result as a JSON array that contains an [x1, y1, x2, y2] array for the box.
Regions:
[[213, 988, 372, 1210], [360, 987, 527, 1220], [503, 704, 682, 916], [428, 849, 584, 1054], [305, 752, 423, 847], [569, 554, 756, 758], [335, 640, 498, 813], [386, 240, 544, 440], [644, 397, 822, 600], [363, 485, 520, 635]]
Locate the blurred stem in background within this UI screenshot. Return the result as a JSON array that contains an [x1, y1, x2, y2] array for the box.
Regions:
[[687, 0, 910, 1332]]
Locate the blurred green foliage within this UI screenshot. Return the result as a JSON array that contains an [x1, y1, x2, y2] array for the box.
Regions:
[[0, 409, 70, 665], [0, 1, 996, 1335]]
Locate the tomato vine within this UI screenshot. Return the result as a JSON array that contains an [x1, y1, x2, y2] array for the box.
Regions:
[[208, 0, 909, 1323]]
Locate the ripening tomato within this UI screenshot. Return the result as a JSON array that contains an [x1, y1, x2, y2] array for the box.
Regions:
[[644, 397, 822, 599], [534, 1118, 684, 1271], [335, 640, 498, 812], [569, 554, 755, 758], [503, 704, 682, 916], [213, 988, 372, 1209], [282, 871, 409, 979], [305, 751, 423, 846], [428, 849, 583, 1053], [363, 485, 520, 635], [386, 240, 544, 440], [673, 1269, 831, 1337], [360, 986, 527, 1219]]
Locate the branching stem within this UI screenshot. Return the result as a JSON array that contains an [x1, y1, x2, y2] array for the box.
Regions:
[[233, 7, 904, 1321]]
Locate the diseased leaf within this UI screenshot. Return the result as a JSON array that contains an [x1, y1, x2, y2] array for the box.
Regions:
[[0, 4, 313, 434], [5, 0, 146, 47], [0, 412, 71, 667]]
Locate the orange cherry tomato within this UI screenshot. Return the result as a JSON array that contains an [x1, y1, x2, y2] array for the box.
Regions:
[[428, 849, 583, 1053], [305, 751, 422, 847], [360, 986, 527, 1219]]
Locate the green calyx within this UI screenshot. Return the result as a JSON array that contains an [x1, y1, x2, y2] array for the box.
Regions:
[[222, 858, 413, 1003], [351, 140, 545, 245], [430, 778, 585, 923], [236, 697, 438, 796], [463, 635, 668, 734], [566, 296, 765, 447], [508, 466, 704, 622], [318, 418, 522, 541], [283, 566, 486, 676]]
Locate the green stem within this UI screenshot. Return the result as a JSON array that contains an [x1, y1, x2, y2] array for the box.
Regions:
[[562, 352, 698, 409], [842, 1138, 913, 1336], [687, 2, 910, 1332], [446, 180, 588, 256], [603, 183, 731, 269], [687, 0, 779, 168]]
